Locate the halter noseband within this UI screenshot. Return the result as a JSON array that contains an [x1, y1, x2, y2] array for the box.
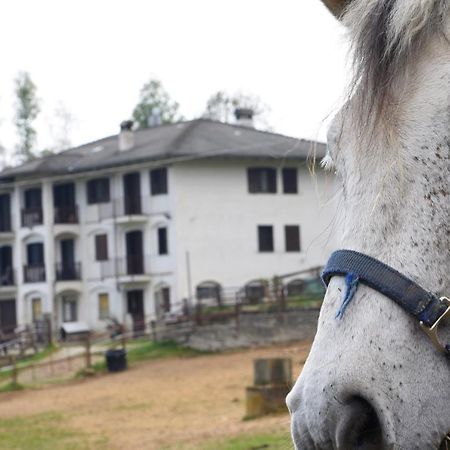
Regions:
[[322, 250, 450, 357]]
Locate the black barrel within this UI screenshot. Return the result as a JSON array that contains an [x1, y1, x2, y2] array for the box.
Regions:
[[105, 349, 127, 372]]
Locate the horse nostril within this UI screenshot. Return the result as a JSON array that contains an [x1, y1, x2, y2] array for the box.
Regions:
[[335, 396, 383, 450]]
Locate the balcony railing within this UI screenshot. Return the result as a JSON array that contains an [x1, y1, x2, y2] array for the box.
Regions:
[[0, 268, 15, 287], [24, 265, 46, 283], [55, 262, 81, 281], [21, 208, 43, 227], [100, 255, 150, 278], [98, 198, 148, 221], [54, 206, 79, 224]]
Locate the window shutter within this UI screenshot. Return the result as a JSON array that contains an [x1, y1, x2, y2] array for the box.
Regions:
[[95, 234, 108, 261], [158, 228, 168, 255], [267, 169, 277, 193], [282, 168, 298, 194], [247, 169, 258, 193], [258, 225, 274, 252], [150, 168, 168, 195], [285, 225, 301, 252], [98, 293, 109, 319]]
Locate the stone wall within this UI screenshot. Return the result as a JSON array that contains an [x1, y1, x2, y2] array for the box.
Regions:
[[169, 309, 320, 351]]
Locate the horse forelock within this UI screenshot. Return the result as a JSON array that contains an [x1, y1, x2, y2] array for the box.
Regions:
[[343, 0, 450, 131]]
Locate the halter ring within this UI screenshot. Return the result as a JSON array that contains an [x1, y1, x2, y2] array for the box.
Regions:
[[419, 297, 450, 354]]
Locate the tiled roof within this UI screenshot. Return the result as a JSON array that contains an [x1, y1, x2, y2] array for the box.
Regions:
[[0, 119, 326, 182]]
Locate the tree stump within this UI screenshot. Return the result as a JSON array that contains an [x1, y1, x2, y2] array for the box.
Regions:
[[245, 358, 292, 418]]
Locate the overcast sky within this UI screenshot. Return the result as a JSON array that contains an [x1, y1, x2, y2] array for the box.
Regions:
[[1, 0, 348, 163]]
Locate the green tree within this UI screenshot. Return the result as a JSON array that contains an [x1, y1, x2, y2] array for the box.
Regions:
[[132, 79, 181, 129], [14, 71, 40, 162], [203, 90, 271, 130]]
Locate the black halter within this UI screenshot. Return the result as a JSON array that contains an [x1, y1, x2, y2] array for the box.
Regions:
[[322, 250, 450, 357]]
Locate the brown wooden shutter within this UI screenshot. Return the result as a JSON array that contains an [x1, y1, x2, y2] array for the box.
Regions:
[[95, 234, 108, 261], [285, 225, 301, 252]]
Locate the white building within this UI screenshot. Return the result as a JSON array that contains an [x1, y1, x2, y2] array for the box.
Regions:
[[0, 116, 337, 334]]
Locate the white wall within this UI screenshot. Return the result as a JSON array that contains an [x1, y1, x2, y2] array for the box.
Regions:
[[1, 156, 339, 331], [172, 159, 339, 301]]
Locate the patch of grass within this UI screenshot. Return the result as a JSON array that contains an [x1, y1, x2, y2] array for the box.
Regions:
[[126, 340, 202, 363], [0, 344, 58, 380], [0, 411, 108, 450], [0, 381, 24, 393], [75, 341, 200, 379], [173, 431, 293, 450]]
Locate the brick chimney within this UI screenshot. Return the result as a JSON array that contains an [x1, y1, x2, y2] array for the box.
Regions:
[[119, 120, 134, 152]]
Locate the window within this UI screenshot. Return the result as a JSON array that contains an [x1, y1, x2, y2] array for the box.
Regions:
[[286, 279, 305, 297], [87, 178, 110, 204], [258, 226, 274, 252], [98, 293, 110, 320], [196, 282, 221, 301], [150, 168, 168, 195], [285, 225, 301, 252], [95, 234, 108, 261], [158, 227, 168, 255], [282, 168, 298, 194], [247, 168, 277, 194], [245, 281, 266, 303], [32, 298, 42, 322]]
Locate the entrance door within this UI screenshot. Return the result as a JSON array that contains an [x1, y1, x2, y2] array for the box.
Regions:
[[0, 194, 11, 232], [53, 183, 77, 223], [24, 188, 43, 226], [123, 172, 141, 215], [62, 295, 77, 322], [0, 300, 16, 334], [125, 230, 144, 275], [26, 242, 45, 282], [0, 246, 13, 286], [60, 239, 76, 279], [127, 290, 145, 334]]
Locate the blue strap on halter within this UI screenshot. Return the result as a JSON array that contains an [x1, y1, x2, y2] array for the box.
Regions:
[[335, 272, 359, 320], [322, 250, 450, 357]]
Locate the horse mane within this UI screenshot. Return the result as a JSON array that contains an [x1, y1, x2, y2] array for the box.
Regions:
[[343, 0, 449, 130]]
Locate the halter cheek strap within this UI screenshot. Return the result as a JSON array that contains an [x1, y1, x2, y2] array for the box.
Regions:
[[322, 250, 450, 358]]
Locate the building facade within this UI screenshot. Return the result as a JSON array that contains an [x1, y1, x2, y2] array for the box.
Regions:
[[0, 118, 337, 334]]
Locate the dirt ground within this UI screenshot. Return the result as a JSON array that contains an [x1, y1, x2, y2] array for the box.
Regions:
[[0, 341, 311, 450]]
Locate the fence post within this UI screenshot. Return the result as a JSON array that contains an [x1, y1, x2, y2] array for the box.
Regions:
[[235, 295, 240, 330], [121, 328, 127, 351], [11, 355, 18, 385], [150, 320, 157, 342], [195, 301, 202, 326], [85, 334, 91, 369], [44, 314, 53, 347]]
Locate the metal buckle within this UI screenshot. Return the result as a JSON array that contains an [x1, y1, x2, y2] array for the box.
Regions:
[[420, 297, 450, 354]]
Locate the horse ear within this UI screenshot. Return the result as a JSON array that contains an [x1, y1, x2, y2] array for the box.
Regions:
[[321, 0, 351, 18]]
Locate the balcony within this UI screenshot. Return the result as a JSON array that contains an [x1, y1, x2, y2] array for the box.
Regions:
[[54, 206, 78, 224], [24, 265, 46, 283], [0, 268, 15, 287], [55, 262, 81, 281], [21, 208, 43, 227], [100, 255, 150, 279]]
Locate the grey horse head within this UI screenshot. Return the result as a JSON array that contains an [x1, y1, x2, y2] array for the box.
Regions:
[[287, 0, 450, 448]]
